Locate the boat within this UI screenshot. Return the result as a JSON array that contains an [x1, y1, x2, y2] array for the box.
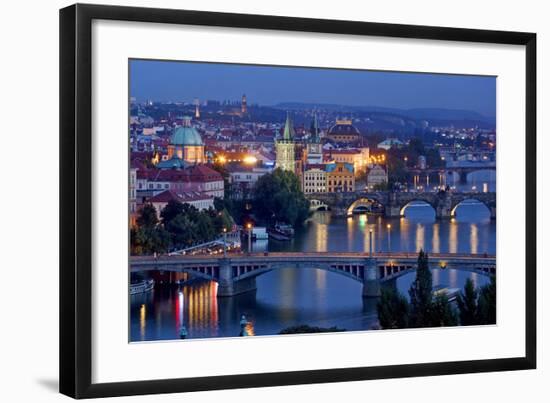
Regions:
[[432, 285, 461, 302], [130, 279, 155, 295], [267, 223, 294, 241]]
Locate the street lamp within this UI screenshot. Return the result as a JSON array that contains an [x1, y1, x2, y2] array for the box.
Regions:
[[223, 227, 227, 258], [386, 223, 391, 253], [246, 223, 253, 254]]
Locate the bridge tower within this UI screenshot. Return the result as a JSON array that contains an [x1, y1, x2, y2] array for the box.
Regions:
[[362, 258, 381, 298]]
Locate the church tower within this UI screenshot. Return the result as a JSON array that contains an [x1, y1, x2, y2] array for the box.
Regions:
[[306, 113, 323, 164], [275, 113, 296, 172]]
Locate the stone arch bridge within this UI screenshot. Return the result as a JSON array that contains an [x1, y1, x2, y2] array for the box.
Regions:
[[130, 252, 496, 298], [306, 191, 496, 219]]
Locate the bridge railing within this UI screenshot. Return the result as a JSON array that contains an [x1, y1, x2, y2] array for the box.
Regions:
[[130, 251, 496, 263]]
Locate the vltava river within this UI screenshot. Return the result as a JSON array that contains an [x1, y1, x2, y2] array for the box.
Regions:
[[130, 198, 496, 342]]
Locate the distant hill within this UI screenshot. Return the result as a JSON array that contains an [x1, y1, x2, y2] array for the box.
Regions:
[[274, 102, 495, 128]]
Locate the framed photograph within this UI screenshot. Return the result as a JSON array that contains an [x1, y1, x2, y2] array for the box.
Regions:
[[59, 3, 536, 399]]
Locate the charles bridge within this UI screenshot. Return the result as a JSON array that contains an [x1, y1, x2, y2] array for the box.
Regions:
[[130, 252, 496, 298], [306, 190, 496, 219]]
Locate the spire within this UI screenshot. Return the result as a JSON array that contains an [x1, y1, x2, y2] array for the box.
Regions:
[[310, 112, 320, 143], [283, 112, 294, 141]]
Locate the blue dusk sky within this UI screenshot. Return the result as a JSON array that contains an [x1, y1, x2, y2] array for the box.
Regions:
[[130, 59, 496, 117]]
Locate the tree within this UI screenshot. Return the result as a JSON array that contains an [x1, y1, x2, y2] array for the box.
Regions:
[[160, 199, 184, 225], [430, 294, 458, 327], [131, 225, 171, 255], [409, 250, 433, 327], [477, 276, 496, 325], [165, 214, 198, 248], [456, 278, 479, 326], [253, 168, 310, 226], [137, 204, 158, 228], [377, 287, 410, 329]]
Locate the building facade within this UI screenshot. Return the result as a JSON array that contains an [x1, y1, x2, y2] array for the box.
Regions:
[[326, 162, 355, 193], [148, 190, 215, 218], [325, 147, 369, 176], [303, 164, 327, 194], [367, 164, 388, 189]]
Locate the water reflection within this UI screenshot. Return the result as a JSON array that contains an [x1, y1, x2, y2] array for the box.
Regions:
[[131, 201, 496, 341]]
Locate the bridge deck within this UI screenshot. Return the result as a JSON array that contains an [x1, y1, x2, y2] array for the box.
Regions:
[[130, 252, 495, 264]]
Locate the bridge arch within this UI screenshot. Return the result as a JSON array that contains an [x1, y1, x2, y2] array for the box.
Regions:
[[346, 197, 385, 216], [450, 198, 492, 218], [309, 199, 330, 211], [399, 199, 437, 217]]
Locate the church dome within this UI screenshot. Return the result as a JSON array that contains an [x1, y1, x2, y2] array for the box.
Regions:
[[170, 117, 203, 146], [328, 119, 360, 135]]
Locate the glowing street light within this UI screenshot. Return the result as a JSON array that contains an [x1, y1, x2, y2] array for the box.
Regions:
[[386, 223, 392, 253], [223, 227, 227, 258], [246, 223, 253, 254]]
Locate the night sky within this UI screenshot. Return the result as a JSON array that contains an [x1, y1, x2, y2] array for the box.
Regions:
[[130, 59, 496, 117]]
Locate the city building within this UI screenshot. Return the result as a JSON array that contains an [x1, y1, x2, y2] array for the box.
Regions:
[[326, 162, 355, 193], [306, 114, 323, 164], [325, 147, 369, 176], [367, 164, 388, 189], [148, 190, 215, 218], [303, 164, 327, 194], [160, 116, 205, 167], [227, 166, 271, 199], [326, 119, 361, 143], [275, 113, 296, 172], [377, 138, 404, 150], [135, 165, 224, 201]]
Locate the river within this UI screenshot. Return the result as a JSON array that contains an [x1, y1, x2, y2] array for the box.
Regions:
[[130, 187, 496, 341]]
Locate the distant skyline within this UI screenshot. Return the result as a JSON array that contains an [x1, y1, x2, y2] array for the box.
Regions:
[[130, 59, 496, 118]]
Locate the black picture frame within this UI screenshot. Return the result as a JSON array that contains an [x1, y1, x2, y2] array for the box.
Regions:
[[60, 3, 537, 399]]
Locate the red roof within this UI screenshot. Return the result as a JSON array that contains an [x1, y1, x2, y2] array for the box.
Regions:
[[136, 165, 222, 182], [149, 190, 213, 204]]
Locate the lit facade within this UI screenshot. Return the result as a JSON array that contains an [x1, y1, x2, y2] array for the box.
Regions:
[[367, 164, 388, 189], [303, 165, 327, 194], [326, 162, 355, 193]]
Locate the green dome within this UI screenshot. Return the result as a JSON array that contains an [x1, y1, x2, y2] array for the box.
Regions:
[[170, 126, 203, 146]]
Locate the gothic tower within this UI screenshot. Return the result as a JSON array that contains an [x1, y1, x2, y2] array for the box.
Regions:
[[306, 112, 323, 164], [275, 113, 296, 172]]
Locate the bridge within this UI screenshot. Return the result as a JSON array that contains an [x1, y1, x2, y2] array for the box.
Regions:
[[130, 252, 496, 298], [306, 190, 496, 219], [409, 161, 496, 184]]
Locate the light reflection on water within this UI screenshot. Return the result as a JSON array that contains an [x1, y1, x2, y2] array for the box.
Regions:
[[131, 202, 495, 341]]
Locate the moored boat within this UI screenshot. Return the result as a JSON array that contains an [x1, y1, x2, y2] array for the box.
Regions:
[[130, 279, 155, 295]]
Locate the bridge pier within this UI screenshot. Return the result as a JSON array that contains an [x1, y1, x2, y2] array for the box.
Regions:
[[217, 258, 257, 297], [362, 258, 381, 298]]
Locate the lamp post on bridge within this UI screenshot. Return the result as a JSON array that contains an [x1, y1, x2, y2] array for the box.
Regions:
[[386, 223, 391, 253], [223, 227, 227, 258], [246, 223, 253, 254]]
